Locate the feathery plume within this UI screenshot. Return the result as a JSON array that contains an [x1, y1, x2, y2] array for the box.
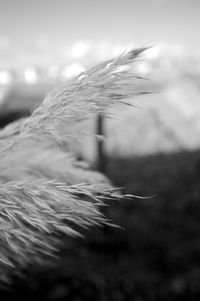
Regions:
[[0, 47, 149, 280]]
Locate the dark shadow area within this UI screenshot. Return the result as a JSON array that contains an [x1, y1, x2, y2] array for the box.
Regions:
[[0, 83, 51, 128], [1, 150, 200, 300], [0, 111, 30, 128]]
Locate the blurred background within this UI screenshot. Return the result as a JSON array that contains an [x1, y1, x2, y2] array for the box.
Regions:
[[1, 0, 200, 300]]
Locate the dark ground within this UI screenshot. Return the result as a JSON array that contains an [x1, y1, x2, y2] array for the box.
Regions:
[[2, 150, 200, 300]]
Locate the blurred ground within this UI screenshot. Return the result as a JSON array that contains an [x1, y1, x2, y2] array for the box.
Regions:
[[1, 150, 200, 300]]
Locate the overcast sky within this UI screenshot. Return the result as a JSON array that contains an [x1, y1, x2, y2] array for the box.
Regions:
[[0, 0, 199, 67]]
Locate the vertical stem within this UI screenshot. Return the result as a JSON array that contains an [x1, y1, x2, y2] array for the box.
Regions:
[[96, 114, 106, 174], [97, 114, 109, 256]]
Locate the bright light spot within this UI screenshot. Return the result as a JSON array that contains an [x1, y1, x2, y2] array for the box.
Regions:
[[145, 45, 163, 60], [24, 67, 38, 83], [0, 70, 12, 85], [48, 65, 60, 79], [70, 41, 90, 58], [160, 57, 172, 71], [112, 44, 134, 57], [169, 44, 183, 57], [95, 41, 112, 60], [136, 62, 151, 74], [62, 63, 85, 79], [112, 44, 126, 57]]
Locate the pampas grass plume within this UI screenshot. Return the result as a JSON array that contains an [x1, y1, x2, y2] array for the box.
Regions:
[[0, 47, 149, 281]]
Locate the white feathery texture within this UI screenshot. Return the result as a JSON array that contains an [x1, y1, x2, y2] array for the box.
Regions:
[[0, 47, 149, 281]]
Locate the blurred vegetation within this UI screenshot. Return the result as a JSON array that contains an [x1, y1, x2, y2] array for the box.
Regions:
[[1, 150, 200, 300]]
